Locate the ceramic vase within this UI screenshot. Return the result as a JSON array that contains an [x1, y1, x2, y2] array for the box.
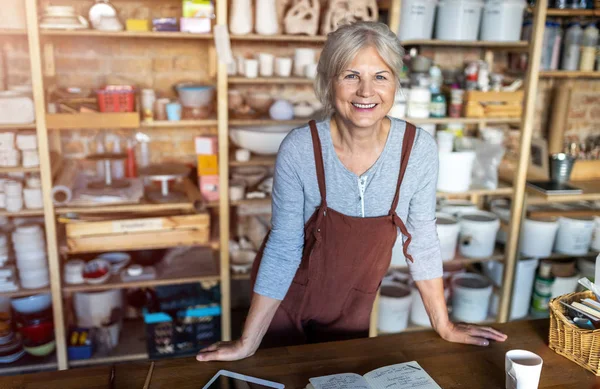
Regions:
[[229, 0, 253, 35], [255, 0, 279, 35]]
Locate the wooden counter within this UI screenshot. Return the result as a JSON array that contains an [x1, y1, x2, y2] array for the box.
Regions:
[[2, 319, 600, 388]]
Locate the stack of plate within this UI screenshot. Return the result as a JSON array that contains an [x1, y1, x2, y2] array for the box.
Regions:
[[0, 297, 24, 363], [12, 224, 49, 289]]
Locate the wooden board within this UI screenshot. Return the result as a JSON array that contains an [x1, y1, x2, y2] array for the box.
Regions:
[[41, 30, 214, 40], [571, 160, 600, 181], [230, 34, 326, 42], [527, 180, 600, 204], [140, 120, 218, 128], [400, 40, 529, 49], [540, 71, 600, 78], [45, 112, 140, 129], [228, 77, 314, 84], [0, 166, 40, 173], [0, 123, 36, 129]]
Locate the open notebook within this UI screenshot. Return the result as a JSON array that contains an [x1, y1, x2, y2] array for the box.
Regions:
[[307, 362, 441, 389]]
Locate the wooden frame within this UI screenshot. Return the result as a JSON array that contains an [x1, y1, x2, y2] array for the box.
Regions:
[[529, 138, 549, 178]]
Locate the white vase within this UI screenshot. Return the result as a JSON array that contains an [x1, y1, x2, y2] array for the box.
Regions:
[[255, 0, 279, 35], [230, 0, 253, 35]]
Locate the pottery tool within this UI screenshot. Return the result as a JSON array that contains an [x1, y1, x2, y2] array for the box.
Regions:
[[139, 163, 189, 203], [142, 361, 155, 389]]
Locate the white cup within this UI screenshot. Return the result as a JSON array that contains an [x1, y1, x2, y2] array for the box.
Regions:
[[244, 59, 259, 78], [436, 131, 455, 153], [275, 57, 293, 77], [4, 180, 22, 197], [258, 53, 274, 77], [305, 63, 318, 79], [235, 149, 251, 162], [6, 196, 23, 212], [236, 55, 245, 76], [294, 48, 315, 77], [229, 185, 245, 202], [505, 350, 543, 389]]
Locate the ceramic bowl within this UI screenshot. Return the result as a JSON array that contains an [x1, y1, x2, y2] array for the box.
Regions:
[[229, 125, 295, 155], [83, 259, 111, 284], [11, 294, 51, 314], [23, 339, 56, 357], [176, 84, 215, 108], [246, 93, 273, 113], [231, 166, 269, 188], [97, 252, 131, 275], [228, 90, 244, 110], [19, 321, 54, 344]]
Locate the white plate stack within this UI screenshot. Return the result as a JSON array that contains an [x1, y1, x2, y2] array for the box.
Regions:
[[0, 235, 17, 293], [12, 224, 49, 289]]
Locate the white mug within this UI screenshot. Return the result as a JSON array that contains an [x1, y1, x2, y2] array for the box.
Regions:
[[275, 57, 293, 78], [505, 350, 543, 389], [6, 196, 23, 212], [258, 53, 274, 77], [244, 59, 259, 79], [305, 63, 318, 79], [294, 48, 315, 77]]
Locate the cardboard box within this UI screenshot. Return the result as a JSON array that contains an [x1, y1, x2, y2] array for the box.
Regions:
[[195, 136, 217, 155], [199, 175, 219, 202], [196, 136, 218, 176], [182, 0, 214, 18]]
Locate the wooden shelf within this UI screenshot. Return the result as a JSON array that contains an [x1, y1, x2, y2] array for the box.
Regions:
[[0, 209, 44, 217], [230, 34, 326, 43], [41, 29, 213, 40], [437, 183, 513, 198], [543, 251, 599, 260], [230, 155, 276, 167], [0, 29, 27, 36], [63, 272, 220, 293], [400, 40, 529, 49], [0, 287, 51, 299], [408, 117, 521, 125], [231, 273, 251, 281], [229, 119, 307, 126], [55, 201, 195, 215], [69, 320, 147, 367], [539, 71, 600, 78], [527, 7, 600, 16], [140, 119, 218, 128], [0, 123, 36, 130], [0, 353, 57, 375], [46, 113, 140, 130], [0, 166, 40, 174], [228, 77, 314, 85], [527, 180, 600, 204]]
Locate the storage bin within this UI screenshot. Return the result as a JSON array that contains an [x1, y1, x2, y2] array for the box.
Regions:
[[377, 282, 412, 333], [397, 0, 438, 40], [479, 0, 526, 42], [451, 273, 492, 323], [437, 151, 476, 193], [554, 216, 594, 256], [458, 211, 500, 258], [520, 217, 559, 258], [435, 0, 484, 41], [436, 212, 460, 261]]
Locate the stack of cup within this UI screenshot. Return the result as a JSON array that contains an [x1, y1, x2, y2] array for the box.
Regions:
[[12, 224, 49, 289], [23, 176, 42, 210], [0, 234, 9, 267], [4, 180, 23, 212]]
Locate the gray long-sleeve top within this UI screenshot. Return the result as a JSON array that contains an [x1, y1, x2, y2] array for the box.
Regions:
[[254, 117, 443, 300]]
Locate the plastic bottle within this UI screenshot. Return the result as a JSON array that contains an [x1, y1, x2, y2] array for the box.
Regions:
[[550, 24, 563, 70], [580, 23, 599, 71], [95, 135, 105, 178], [429, 65, 443, 94], [429, 93, 447, 118], [125, 139, 137, 178], [530, 261, 555, 318], [111, 136, 125, 179], [561, 23, 582, 71]]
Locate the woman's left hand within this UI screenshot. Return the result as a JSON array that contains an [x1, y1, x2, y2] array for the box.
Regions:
[[438, 322, 508, 346]]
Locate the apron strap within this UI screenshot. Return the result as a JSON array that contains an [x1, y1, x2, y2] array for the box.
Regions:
[[309, 120, 327, 205], [389, 121, 417, 262]]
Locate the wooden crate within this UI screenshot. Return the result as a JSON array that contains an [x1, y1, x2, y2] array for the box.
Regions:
[[64, 213, 210, 253], [465, 91, 524, 118], [571, 160, 600, 181]]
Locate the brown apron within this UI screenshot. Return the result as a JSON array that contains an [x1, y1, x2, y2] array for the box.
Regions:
[[251, 119, 417, 347]]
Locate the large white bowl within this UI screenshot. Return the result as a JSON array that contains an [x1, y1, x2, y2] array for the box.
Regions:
[[11, 293, 51, 314], [229, 125, 296, 155]]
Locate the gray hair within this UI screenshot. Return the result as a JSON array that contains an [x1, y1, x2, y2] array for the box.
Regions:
[[315, 21, 404, 116]]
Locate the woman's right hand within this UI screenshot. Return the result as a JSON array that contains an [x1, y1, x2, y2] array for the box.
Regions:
[[196, 338, 257, 362]]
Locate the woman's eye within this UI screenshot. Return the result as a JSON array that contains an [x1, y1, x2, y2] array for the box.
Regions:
[[376, 75, 387, 80], [345, 74, 357, 79]]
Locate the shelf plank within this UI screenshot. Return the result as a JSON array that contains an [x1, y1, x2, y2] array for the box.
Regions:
[[229, 156, 276, 167], [228, 77, 314, 85], [55, 201, 195, 215], [231, 273, 251, 281], [230, 34, 326, 42], [41, 30, 213, 40], [69, 320, 148, 367], [0, 123, 36, 130], [400, 40, 529, 49], [0, 354, 57, 375], [229, 119, 307, 126], [140, 120, 218, 128], [0, 29, 27, 36], [527, 180, 600, 204], [46, 113, 140, 130], [0, 287, 51, 299], [0, 209, 44, 217], [539, 71, 600, 78], [0, 166, 40, 174], [527, 7, 600, 16], [437, 183, 514, 198]]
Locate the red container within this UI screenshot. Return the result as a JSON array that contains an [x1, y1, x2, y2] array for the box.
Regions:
[[96, 86, 136, 113], [19, 321, 54, 344]]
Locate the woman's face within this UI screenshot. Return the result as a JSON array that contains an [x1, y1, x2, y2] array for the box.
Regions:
[[333, 45, 396, 129]]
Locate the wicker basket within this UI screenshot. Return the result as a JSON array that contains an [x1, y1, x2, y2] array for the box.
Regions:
[[549, 291, 600, 375]]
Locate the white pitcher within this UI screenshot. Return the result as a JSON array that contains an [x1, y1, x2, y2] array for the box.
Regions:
[[229, 0, 253, 35], [255, 0, 279, 35]]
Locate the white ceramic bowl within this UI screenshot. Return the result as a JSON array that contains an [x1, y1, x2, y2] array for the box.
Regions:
[[97, 252, 131, 275], [176, 85, 215, 107], [231, 166, 269, 188], [11, 293, 51, 314], [229, 125, 295, 155]]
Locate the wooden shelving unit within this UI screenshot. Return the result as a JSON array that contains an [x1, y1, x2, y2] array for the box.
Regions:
[[527, 7, 600, 16], [527, 180, 600, 204], [0, 355, 57, 375], [63, 272, 220, 293], [229, 118, 308, 126], [539, 71, 600, 78], [40, 30, 214, 40], [55, 201, 195, 215], [0, 209, 44, 217], [230, 155, 276, 167]]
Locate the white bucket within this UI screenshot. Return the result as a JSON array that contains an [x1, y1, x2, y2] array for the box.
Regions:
[[458, 211, 500, 258], [436, 212, 460, 261], [592, 216, 600, 252], [520, 217, 559, 258], [437, 151, 476, 192], [551, 273, 579, 299], [435, 0, 484, 41], [484, 258, 539, 320], [451, 273, 492, 323], [554, 216, 595, 255], [439, 199, 478, 216], [377, 282, 412, 333], [74, 290, 124, 328], [479, 0, 526, 42], [398, 0, 438, 40]]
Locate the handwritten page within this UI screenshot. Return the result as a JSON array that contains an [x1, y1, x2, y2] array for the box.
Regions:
[[310, 373, 370, 389], [364, 362, 441, 389]]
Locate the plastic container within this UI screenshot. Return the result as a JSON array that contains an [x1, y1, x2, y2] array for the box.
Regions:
[[96, 87, 135, 113], [561, 23, 582, 71], [397, 0, 438, 40], [479, 0, 526, 42], [451, 273, 492, 323], [377, 282, 412, 333], [458, 211, 500, 258], [554, 216, 595, 255], [436, 212, 460, 261], [541, 22, 562, 70], [520, 217, 560, 258], [407, 87, 431, 118], [437, 151, 476, 192], [435, 0, 484, 41], [551, 274, 579, 298]]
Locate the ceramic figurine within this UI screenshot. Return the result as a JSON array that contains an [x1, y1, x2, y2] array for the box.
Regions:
[[284, 0, 320, 36], [230, 0, 253, 35], [255, 0, 279, 35], [321, 0, 378, 35]]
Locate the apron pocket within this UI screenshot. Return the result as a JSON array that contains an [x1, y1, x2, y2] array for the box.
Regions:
[[338, 288, 376, 333]]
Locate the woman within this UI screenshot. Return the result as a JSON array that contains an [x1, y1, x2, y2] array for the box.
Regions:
[[198, 21, 507, 362]]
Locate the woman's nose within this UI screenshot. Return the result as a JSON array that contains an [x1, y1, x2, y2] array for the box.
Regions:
[[357, 79, 374, 97]]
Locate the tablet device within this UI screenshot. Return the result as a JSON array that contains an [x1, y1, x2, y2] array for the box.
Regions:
[[202, 370, 285, 389]]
